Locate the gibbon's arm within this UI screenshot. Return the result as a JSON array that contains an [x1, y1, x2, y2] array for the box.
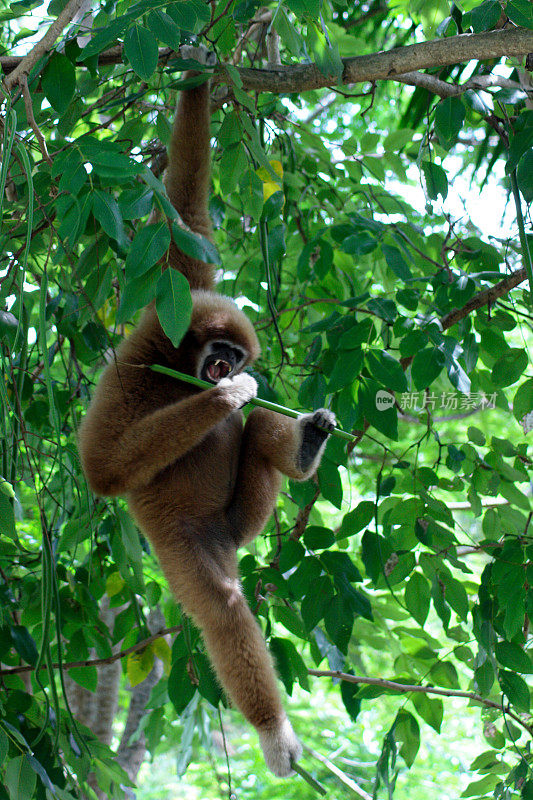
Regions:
[[80, 374, 257, 496], [164, 71, 215, 291]]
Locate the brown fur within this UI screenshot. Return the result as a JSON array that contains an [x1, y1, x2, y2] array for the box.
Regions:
[[78, 66, 333, 776]]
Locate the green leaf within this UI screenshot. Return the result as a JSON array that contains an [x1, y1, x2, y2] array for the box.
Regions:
[[125, 222, 170, 280], [411, 692, 443, 732], [124, 24, 159, 81], [155, 269, 193, 348], [220, 143, 248, 195], [366, 350, 408, 392], [421, 161, 448, 200], [10, 625, 38, 666], [492, 348, 528, 387], [0, 729, 7, 766], [327, 350, 362, 392], [318, 460, 343, 509], [434, 96, 466, 148], [324, 595, 354, 653], [117, 264, 160, 324], [303, 525, 335, 550], [381, 244, 412, 280], [0, 491, 16, 540], [517, 150, 533, 204], [499, 669, 530, 711], [78, 17, 130, 61], [471, 0, 502, 32], [68, 665, 98, 691], [171, 222, 221, 265], [506, 0, 533, 28], [495, 641, 533, 673], [168, 656, 196, 714], [147, 9, 181, 50], [41, 53, 76, 114], [394, 710, 420, 768], [5, 755, 36, 800], [411, 346, 446, 389], [367, 298, 397, 322], [337, 501, 375, 540], [514, 378, 533, 421], [404, 572, 430, 626], [92, 190, 125, 243], [239, 169, 264, 220]]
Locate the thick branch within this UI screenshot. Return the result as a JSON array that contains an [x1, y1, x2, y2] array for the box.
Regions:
[[1, 28, 532, 95], [308, 669, 533, 737], [235, 28, 533, 92]]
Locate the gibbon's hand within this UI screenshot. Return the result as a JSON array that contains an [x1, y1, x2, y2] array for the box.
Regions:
[[258, 717, 303, 777], [218, 373, 258, 409], [297, 408, 337, 474]]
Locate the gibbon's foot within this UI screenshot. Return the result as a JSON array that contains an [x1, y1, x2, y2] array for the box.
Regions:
[[298, 409, 336, 473], [258, 717, 303, 777], [218, 373, 258, 409], [178, 44, 217, 67]]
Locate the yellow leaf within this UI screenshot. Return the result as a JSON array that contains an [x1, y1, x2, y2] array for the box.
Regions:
[[105, 571, 125, 598], [127, 645, 155, 688], [256, 160, 284, 202], [152, 637, 172, 675], [256, 159, 283, 182]]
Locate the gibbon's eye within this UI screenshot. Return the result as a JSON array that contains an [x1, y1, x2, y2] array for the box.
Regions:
[[201, 343, 244, 384]]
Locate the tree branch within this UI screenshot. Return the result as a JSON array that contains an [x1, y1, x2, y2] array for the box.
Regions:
[[2, 28, 532, 95], [308, 669, 533, 737], [440, 267, 527, 330], [4, 0, 88, 91], [0, 624, 182, 676]]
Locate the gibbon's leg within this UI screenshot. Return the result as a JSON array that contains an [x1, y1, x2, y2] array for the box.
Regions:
[[154, 533, 302, 777], [80, 374, 257, 496], [227, 408, 336, 544]]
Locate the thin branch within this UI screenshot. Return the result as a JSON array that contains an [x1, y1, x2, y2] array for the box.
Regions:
[[440, 267, 527, 330], [308, 669, 533, 737], [393, 71, 528, 98], [2, 28, 533, 96], [303, 744, 373, 800], [0, 624, 182, 676], [4, 0, 87, 91], [21, 76, 52, 165]]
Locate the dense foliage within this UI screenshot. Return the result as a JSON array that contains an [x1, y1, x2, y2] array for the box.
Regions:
[[1, 0, 533, 798]]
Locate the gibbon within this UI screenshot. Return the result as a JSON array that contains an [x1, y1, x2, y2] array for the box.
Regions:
[[78, 50, 336, 777]]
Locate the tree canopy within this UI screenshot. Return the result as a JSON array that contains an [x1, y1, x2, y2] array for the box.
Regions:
[[1, 1, 533, 798]]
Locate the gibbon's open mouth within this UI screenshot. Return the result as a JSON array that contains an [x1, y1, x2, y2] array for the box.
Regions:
[[206, 359, 232, 382]]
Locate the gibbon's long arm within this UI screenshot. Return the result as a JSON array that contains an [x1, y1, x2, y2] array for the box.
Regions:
[[79, 375, 256, 496], [165, 76, 214, 291]]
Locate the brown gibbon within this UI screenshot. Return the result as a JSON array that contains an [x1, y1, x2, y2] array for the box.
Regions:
[[78, 49, 336, 777]]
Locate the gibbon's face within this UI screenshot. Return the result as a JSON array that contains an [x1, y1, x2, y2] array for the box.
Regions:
[[198, 340, 247, 384]]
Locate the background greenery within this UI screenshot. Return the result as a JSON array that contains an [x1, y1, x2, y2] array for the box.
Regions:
[[1, 0, 533, 798]]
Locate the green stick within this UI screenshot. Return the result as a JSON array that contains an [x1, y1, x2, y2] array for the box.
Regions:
[[150, 364, 355, 442], [291, 761, 328, 796]]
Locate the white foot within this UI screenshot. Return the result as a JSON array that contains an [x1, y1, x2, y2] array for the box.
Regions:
[[258, 717, 302, 777]]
